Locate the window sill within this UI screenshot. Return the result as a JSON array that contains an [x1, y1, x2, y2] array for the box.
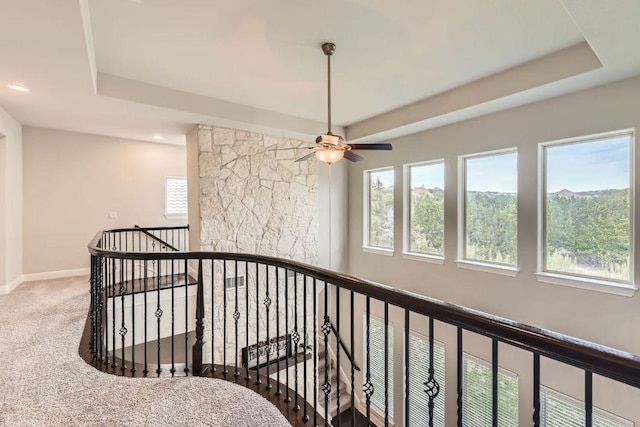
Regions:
[[455, 260, 519, 277], [164, 212, 188, 220], [402, 252, 445, 265], [535, 272, 638, 297], [362, 246, 394, 257]]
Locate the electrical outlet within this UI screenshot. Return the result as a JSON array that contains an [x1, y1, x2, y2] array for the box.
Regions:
[[108, 211, 118, 219]]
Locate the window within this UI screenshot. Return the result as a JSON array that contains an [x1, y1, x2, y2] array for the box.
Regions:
[[165, 177, 188, 219], [404, 161, 445, 258], [463, 354, 518, 426], [541, 131, 633, 284], [365, 315, 394, 419], [541, 387, 633, 427], [364, 168, 394, 251], [407, 332, 445, 426], [225, 275, 246, 290], [460, 150, 518, 268]]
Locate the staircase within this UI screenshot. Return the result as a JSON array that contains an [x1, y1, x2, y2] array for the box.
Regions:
[[317, 343, 350, 419]]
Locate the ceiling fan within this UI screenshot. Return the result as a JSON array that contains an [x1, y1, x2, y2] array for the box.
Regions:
[[271, 42, 392, 164]]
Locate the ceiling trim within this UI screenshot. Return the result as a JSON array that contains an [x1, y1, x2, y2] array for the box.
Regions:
[[346, 41, 602, 141]]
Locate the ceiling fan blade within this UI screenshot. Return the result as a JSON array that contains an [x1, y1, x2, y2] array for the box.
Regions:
[[295, 152, 317, 162], [268, 146, 315, 151], [343, 151, 364, 162], [348, 143, 392, 151]]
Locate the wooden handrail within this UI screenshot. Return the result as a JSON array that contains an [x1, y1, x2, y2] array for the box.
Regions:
[[88, 227, 640, 390], [133, 224, 185, 252], [329, 322, 361, 372]]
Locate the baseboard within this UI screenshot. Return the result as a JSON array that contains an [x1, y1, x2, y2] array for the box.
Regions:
[[22, 268, 90, 282], [0, 275, 24, 296]]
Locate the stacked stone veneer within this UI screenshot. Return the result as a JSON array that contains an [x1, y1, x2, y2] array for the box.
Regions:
[[195, 125, 318, 365]]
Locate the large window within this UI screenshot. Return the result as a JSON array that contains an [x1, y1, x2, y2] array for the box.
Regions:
[[365, 315, 394, 419], [405, 161, 445, 258], [463, 355, 519, 426], [541, 387, 633, 427], [461, 150, 518, 267], [407, 333, 445, 426], [364, 168, 395, 250], [541, 131, 633, 283]]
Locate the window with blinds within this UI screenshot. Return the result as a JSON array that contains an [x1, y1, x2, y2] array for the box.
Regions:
[[365, 315, 394, 419], [541, 387, 633, 427], [407, 332, 446, 426], [462, 354, 519, 426], [165, 177, 188, 217]]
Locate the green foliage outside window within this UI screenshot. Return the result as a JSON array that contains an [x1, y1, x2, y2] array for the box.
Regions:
[[368, 172, 394, 249]]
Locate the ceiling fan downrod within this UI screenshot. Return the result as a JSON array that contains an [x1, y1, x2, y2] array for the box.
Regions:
[[322, 42, 336, 135]]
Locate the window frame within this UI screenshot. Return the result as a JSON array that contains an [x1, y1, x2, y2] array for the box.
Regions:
[[456, 148, 519, 276], [164, 176, 188, 220], [402, 160, 445, 264], [363, 166, 395, 255], [536, 129, 637, 297]]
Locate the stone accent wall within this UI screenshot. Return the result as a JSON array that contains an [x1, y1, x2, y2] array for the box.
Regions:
[[195, 125, 318, 364]]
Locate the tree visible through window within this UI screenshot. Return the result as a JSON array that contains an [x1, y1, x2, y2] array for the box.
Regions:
[[462, 150, 518, 266], [366, 168, 394, 249], [542, 132, 632, 282], [406, 161, 444, 256], [541, 387, 633, 427]]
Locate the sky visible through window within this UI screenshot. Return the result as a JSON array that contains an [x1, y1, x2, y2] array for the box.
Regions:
[[546, 136, 630, 193], [411, 162, 444, 189], [374, 169, 395, 187], [466, 152, 517, 193]]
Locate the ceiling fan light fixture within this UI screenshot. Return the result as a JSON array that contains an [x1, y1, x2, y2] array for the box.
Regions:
[[318, 133, 342, 146], [315, 147, 344, 164]]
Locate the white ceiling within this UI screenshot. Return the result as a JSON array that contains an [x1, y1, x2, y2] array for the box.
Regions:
[[0, 0, 639, 145]]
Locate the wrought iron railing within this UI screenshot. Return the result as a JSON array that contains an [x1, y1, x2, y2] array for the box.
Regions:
[[86, 226, 640, 427]]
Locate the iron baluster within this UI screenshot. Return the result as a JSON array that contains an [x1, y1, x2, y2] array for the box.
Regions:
[[143, 260, 148, 376], [276, 267, 281, 395], [292, 271, 299, 407], [533, 353, 540, 427], [384, 302, 389, 426], [285, 269, 290, 402], [234, 260, 240, 377], [313, 278, 318, 427], [245, 261, 250, 381], [492, 339, 498, 427], [111, 258, 117, 368], [119, 258, 127, 371], [351, 291, 356, 427], [170, 259, 176, 377], [322, 280, 330, 426], [130, 259, 136, 374], [255, 263, 261, 384], [211, 259, 216, 372], [301, 274, 308, 421], [405, 309, 410, 427], [426, 317, 440, 427], [265, 266, 273, 389], [184, 258, 189, 375], [585, 370, 593, 427], [457, 327, 463, 427], [336, 285, 342, 425], [156, 261, 162, 377], [364, 296, 373, 424], [223, 260, 228, 374]]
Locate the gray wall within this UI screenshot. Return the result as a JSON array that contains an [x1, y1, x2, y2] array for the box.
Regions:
[[346, 75, 640, 424], [23, 127, 187, 274]]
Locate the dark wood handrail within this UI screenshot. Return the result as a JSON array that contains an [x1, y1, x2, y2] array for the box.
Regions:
[[329, 322, 361, 372], [88, 228, 640, 389], [132, 224, 186, 252]]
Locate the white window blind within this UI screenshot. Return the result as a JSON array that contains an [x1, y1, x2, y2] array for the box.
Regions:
[[165, 177, 187, 216], [541, 387, 633, 427], [462, 354, 519, 427], [366, 315, 394, 419], [408, 332, 445, 426]]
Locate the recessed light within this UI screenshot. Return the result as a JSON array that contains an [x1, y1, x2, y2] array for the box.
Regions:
[[8, 84, 29, 92], [153, 135, 164, 140]]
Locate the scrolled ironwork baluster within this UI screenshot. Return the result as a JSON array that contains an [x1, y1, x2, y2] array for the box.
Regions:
[[321, 282, 331, 425], [363, 296, 373, 424], [292, 271, 299, 408], [119, 258, 127, 371], [111, 258, 117, 369], [425, 317, 440, 427], [285, 269, 291, 403], [234, 260, 240, 377], [155, 262, 163, 377], [265, 265, 273, 390], [301, 274, 308, 421]]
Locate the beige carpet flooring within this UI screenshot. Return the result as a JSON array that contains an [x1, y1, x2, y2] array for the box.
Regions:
[[0, 276, 291, 427]]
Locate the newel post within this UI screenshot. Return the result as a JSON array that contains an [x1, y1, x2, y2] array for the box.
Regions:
[[192, 259, 205, 376]]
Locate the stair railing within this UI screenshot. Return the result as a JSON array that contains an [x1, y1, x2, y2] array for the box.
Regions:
[[87, 226, 640, 427]]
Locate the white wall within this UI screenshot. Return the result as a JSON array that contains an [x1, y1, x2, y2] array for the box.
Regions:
[[346, 75, 640, 424], [0, 106, 23, 293], [23, 127, 187, 274]]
